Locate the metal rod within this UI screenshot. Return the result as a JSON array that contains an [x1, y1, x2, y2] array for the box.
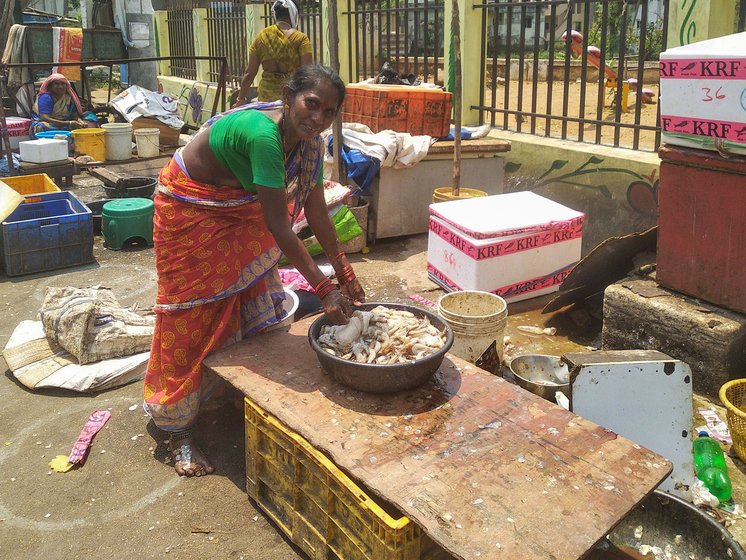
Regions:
[[577, 0, 591, 143], [595, 0, 609, 145], [451, 0, 461, 196], [328, 0, 345, 185], [545, 3, 556, 136], [516, 2, 527, 133], [0, 77, 17, 176]]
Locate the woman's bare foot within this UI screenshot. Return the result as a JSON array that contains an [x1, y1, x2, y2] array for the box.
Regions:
[[169, 431, 215, 477]]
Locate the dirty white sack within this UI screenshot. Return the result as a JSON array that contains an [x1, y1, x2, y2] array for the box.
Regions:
[[110, 85, 185, 129], [39, 287, 155, 365], [3, 320, 149, 392]]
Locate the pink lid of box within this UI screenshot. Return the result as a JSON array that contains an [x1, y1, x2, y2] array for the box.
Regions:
[[429, 192, 584, 240]]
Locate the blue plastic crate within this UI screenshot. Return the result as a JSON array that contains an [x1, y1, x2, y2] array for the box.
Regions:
[[1, 191, 93, 276]]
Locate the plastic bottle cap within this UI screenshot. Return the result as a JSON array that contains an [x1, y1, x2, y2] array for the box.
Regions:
[[699, 430, 710, 437]]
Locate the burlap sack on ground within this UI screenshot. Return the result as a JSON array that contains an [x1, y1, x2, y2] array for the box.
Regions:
[[39, 287, 155, 364]]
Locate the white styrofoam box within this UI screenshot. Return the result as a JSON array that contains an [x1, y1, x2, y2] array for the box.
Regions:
[[6, 117, 31, 150], [427, 192, 584, 302], [660, 32, 746, 150], [18, 138, 68, 164]]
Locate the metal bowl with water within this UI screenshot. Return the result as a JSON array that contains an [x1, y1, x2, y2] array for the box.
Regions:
[[307, 303, 453, 394], [508, 354, 570, 401]]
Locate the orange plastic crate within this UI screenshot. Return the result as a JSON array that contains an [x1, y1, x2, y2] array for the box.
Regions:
[[342, 84, 452, 138]]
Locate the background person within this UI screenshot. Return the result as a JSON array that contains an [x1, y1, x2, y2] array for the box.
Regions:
[[144, 64, 365, 477], [233, 0, 312, 105], [31, 73, 99, 135]]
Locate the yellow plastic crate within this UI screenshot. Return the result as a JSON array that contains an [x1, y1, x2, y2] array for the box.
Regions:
[[244, 397, 451, 560], [2, 173, 61, 202]]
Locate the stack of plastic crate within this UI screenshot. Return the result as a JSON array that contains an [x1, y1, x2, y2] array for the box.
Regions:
[[342, 84, 452, 138]]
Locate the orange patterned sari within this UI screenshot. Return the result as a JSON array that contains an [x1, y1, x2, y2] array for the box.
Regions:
[[144, 134, 322, 431]]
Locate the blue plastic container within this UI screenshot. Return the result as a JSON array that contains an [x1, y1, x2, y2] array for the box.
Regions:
[[1, 191, 93, 276], [35, 130, 72, 139]]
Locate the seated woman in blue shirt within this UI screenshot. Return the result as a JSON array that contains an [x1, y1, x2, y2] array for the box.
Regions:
[[31, 73, 99, 136]]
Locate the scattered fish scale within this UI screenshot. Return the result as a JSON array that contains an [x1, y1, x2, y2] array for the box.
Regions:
[[318, 305, 446, 364]]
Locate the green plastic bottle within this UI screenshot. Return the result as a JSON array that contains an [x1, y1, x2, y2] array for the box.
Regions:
[[693, 431, 732, 502], [697, 466, 732, 503]]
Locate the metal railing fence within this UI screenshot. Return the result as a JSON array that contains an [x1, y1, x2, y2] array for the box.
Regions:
[[206, 2, 248, 86], [476, 0, 668, 151], [340, 0, 445, 85], [167, 0, 323, 87], [157, 0, 746, 153], [166, 9, 197, 79]]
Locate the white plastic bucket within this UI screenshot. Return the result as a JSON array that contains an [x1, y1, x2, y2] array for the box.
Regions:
[[437, 290, 508, 364], [134, 128, 160, 158], [102, 123, 133, 161]]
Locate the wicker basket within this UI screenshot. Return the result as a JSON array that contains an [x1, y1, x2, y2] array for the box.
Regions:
[[719, 379, 746, 462]]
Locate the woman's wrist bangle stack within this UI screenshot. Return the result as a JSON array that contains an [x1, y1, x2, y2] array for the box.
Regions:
[[314, 277, 337, 299], [338, 264, 356, 285]]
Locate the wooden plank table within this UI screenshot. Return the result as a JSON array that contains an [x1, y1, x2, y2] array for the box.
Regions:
[[19, 158, 75, 189], [205, 317, 672, 560]]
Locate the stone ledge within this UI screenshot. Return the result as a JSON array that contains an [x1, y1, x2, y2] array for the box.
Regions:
[[602, 278, 746, 397]]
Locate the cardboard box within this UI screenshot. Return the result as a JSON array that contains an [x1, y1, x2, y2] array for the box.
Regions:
[[18, 138, 68, 164], [660, 32, 746, 153], [427, 192, 584, 302]]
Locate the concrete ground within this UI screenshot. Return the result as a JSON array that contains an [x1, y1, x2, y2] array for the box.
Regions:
[[1, 174, 745, 559]]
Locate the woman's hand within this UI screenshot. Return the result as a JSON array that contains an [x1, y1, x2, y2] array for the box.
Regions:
[[340, 277, 365, 305], [321, 288, 353, 325]]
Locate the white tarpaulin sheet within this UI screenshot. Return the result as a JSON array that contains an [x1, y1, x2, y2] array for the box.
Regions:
[[3, 320, 149, 393], [110, 85, 185, 129]]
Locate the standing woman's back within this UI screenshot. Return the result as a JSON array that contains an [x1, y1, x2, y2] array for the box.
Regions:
[[236, 0, 313, 104], [250, 24, 312, 100]]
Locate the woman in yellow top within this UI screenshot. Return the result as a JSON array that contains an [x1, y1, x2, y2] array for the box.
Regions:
[[234, 0, 313, 105]]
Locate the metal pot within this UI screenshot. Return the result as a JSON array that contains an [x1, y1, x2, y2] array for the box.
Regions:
[[601, 490, 746, 559], [307, 302, 454, 393], [508, 354, 570, 401], [102, 176, 156, 199]]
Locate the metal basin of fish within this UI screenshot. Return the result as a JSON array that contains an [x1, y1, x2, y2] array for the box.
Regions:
[[508, 354, 570, 401], [308, 303, 453, 393], [590, 490, 746, 560]]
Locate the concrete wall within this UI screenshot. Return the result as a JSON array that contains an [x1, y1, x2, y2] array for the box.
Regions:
[[491, 130, 660, 255], [122, 0, 157, 91], [157, 75, 223, 128]]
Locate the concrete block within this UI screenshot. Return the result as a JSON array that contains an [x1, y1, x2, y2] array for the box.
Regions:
[[602, 278, 746, 397]]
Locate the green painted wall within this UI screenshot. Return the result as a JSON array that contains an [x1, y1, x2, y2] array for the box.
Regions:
[[492, 131, 660, 255], [666, 0, 737, 48], [158, 76, 224, 128]]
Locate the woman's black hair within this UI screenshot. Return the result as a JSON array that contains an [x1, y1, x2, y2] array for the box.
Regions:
[[286, 64, 346, 110]]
